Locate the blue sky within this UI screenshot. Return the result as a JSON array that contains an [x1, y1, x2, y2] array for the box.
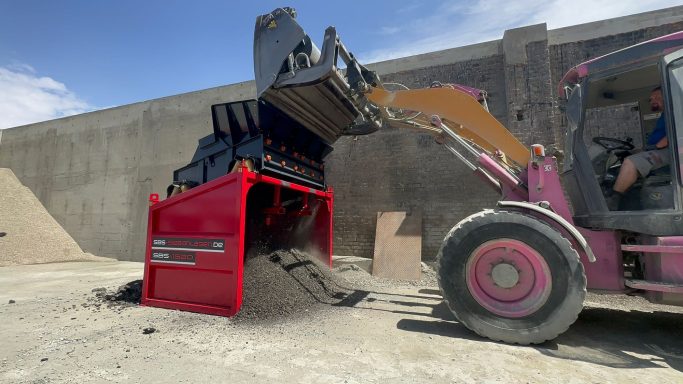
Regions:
[[1, 0, 680, 128]]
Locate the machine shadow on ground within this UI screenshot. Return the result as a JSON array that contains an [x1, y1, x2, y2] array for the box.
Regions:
[[330, 286, 485, 343], [540, 307, 683, 372], [372, 291, 683, 373], [321, 282, 683, 373]]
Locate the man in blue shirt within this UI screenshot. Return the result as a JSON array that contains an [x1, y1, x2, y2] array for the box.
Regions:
[[648, 103, 667, 147], [609, 87, 669, 210]]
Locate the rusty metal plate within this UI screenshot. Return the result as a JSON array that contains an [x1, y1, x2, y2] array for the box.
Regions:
[[372, 211, 422, 281]]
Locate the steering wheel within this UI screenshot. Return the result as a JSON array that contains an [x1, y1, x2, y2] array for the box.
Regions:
[[592, 137, 635, 151]]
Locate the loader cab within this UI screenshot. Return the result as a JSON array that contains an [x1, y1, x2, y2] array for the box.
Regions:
[[582, 65, 672, 211], [560, 35, 683, 235]]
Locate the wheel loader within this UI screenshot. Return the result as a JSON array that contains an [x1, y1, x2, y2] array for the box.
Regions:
[[142, 7, 683, 344]]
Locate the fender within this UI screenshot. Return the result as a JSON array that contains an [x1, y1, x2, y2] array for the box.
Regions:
[[497, 200, 596, 263]]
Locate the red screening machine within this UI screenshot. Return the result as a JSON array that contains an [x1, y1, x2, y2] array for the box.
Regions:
[[141, 167, 333, 316]]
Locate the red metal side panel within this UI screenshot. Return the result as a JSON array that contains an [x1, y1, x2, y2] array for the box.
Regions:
[[141, 171, 249, 316]]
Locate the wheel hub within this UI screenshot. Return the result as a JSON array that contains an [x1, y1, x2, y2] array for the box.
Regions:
[[465, 238, 552, 318], [491, 262, 519, 288]]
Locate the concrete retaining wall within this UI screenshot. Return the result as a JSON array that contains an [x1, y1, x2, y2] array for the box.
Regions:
[[2, 6, 683, 261]]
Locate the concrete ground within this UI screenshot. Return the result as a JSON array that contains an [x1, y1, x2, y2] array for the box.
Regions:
[[1, 261, 683, 383]]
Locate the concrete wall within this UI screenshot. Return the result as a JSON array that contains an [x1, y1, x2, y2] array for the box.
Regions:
[[2, 6, 683, 261]]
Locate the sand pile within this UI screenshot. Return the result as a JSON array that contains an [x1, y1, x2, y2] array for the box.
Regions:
[[0, 168, 105, 266]]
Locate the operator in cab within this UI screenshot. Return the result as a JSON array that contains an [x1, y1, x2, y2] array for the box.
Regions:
[[608, 86, 668, 210]]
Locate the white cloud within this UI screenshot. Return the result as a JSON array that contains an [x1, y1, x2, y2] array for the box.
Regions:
[[0, 65, 97, 129], [360, 0, 682, 63]]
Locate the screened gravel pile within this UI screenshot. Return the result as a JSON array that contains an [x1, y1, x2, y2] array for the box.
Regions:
[[0, 168, 105, 266], [237, 249, 352, 321]]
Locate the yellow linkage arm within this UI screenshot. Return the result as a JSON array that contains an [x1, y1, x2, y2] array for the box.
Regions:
[[366, 87, 530, 167]]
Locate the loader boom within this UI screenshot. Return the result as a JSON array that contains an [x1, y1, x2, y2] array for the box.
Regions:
[[366, 87, 531, 168]]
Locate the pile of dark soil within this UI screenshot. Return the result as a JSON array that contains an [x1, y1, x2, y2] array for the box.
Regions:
[[90, 280, 142, 309], [237, 249, 352, 321]]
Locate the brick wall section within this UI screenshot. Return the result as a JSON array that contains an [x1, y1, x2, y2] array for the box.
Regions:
[[326, 132, 500, 259], [379, 55, 510, 124], [504, 39, 558, 147], [327, 56, 507, 259], [583, 104, 642, 148]]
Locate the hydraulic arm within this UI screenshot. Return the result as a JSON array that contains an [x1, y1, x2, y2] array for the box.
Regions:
[[366, 86, 530, 168]]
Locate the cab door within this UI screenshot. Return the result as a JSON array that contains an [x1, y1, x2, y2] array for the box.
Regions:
[[662, 48, 683, 210]]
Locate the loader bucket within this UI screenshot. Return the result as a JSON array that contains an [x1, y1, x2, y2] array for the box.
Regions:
[[254, 7, 383, 144], [140, 168, 333, 317]]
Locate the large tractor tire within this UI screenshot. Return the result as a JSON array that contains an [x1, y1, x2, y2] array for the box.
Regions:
[[437, 210, 586, 344]]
